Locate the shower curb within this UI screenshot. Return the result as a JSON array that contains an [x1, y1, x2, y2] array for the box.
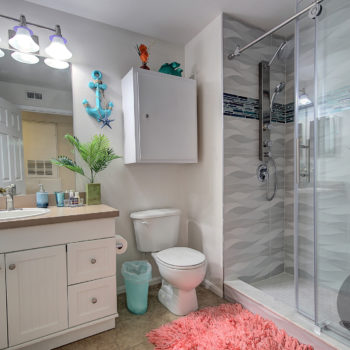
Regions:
[[224, 280, 348, 350]]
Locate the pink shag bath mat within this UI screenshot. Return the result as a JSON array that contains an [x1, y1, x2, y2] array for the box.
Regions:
[[147, 304, 314, 350]]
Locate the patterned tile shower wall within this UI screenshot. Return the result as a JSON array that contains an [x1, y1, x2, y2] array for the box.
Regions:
[[223, 13, 294, 283], [224, 93, 294, 123]]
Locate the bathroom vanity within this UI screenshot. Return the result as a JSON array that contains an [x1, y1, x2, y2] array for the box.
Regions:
[[0, 204, 119, 350]]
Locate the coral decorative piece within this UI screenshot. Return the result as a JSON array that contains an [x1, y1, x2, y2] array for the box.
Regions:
[[137, 44, 150, 70], [159, 62, 183, 77], [82, 70, 114, 128], [147, 303, 313, 350]]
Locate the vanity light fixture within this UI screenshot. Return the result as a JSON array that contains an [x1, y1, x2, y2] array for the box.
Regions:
[[0, 13, 72, 68], [45, 25, 72, 61], [8, 15, 39, 53]]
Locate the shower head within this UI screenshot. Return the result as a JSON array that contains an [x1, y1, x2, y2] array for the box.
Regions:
[[268, 41, 287, 66], [274, 81, 286, 94], [270, 82, 286, 110]]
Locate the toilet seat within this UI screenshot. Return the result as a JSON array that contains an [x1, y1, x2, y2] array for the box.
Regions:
[[154, 247, 206, 270]]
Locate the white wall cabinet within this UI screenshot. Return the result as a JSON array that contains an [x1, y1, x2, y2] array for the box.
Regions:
[[0, 217, 118, 350], [122, 68, 197, 164], [6, 246, 68, 346], [0, 254, 7, 350]]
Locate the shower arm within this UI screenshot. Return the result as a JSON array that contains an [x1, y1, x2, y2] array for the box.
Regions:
[[227, 0, 324, 60]]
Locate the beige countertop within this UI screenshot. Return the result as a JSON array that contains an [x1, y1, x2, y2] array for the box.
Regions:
[[0, 204, 119, 229]]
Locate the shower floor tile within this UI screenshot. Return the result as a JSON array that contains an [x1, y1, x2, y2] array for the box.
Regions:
[[251, 272, 350, 342], [252, 272, 296, 308]]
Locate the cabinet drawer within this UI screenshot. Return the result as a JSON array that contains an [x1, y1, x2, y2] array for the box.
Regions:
[[68, 237, 116, 284], [68, 277, 116, 327]]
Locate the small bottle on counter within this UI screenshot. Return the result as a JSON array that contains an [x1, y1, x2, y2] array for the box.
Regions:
[[73, 192, 80, 205], [36, 184, 48, 208]]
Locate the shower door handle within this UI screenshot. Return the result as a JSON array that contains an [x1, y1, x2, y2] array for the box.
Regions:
[[296, 138, 311, 185], [296, 137, 300, 185]]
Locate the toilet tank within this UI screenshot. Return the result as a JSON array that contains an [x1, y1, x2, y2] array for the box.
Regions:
[[130, 208, 181, 252]]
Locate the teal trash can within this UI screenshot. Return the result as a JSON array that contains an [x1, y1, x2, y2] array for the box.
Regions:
[[121, 260, 152, 315]]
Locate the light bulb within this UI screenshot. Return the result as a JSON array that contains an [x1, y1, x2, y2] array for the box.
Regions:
[[11, 51, 39, 64], [0, 49, 4, 58], [45, 35, 72, 60], [44, 58, 69, 69], [9, 26, 39, 53]]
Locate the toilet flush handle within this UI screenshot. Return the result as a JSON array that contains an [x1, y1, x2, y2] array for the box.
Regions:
[[141, 221, 150, 225]]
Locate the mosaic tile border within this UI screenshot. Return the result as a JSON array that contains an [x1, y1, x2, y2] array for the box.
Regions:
[[224, 93, 295, 123]]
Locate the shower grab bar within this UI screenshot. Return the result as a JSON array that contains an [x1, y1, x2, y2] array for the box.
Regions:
[[228, 0, 324, 60]]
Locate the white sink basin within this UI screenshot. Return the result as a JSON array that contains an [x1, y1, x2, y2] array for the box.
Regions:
[[0, 208, 50, 220]]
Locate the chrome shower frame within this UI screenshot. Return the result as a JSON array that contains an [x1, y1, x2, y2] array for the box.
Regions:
[[227, 0, 324, 60]]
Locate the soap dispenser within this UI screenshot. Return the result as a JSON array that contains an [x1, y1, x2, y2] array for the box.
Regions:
[[36, 184, 49, 208]]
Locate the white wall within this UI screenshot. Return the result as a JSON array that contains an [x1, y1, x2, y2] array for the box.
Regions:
[[185, 14, 224, 296], [0, 0, 187, 289]]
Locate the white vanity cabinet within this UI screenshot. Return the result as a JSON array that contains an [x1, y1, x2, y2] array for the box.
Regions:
[[0, 254, 8, 350], [6, 246, 68, 346], [0, 210, 118, 350], [122, 68, 197, 164]]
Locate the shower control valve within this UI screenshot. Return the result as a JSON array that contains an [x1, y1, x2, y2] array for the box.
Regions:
[[263, 140, 272, 147], [264, 151, 272, 158]]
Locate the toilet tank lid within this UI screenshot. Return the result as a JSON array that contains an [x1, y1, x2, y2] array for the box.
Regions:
[[130, 208, 181, 219]]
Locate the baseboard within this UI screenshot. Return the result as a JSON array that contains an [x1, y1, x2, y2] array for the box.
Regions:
[[117, 276, 162, 295], [9, 317, 116, 350], [202, 279, 223, 298]]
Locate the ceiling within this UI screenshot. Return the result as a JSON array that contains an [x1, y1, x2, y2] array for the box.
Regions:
[[25, 0, 296, 44]]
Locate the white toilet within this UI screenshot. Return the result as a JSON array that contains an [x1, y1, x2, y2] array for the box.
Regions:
[[130, 208, 207, 316]]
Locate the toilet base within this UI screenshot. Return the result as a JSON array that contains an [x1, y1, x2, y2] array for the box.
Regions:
[[158, 279, 198, 316]]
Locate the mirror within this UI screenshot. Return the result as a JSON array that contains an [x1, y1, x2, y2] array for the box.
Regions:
[[0, 48, 74, 194]]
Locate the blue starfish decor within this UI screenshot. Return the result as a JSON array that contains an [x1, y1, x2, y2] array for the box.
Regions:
[[82, 70, 115, 129]]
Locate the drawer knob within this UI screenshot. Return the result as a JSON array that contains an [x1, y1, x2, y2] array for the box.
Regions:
[[90, 258, 97, 264], [9, 264, 16, 270], [91, 297, 97, 304]]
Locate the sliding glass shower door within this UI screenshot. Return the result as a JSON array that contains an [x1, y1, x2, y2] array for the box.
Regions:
[[315, 0, 350, 341], [296, 0, 350, 343], [295, 1, 316, 321]]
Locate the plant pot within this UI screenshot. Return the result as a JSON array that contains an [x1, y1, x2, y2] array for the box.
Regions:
[[86, 183, 101, 205]]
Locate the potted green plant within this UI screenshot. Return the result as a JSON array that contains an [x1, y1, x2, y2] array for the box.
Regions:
[[51, 134, 120, 205]]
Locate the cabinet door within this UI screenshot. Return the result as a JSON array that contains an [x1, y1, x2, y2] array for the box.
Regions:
[[0, 254, 7, 350], [137, 71, 197, 162], [6, 246, 68, 346]]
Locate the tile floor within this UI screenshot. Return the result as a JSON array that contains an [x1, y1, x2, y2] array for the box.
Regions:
[[252, 272, 350, 342], [56, 285, 226, 350]]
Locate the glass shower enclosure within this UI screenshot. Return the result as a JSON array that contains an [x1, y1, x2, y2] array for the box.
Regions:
[[223, 0, 350, 346]]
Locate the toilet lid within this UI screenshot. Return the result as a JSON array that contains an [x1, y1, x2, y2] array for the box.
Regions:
[[156, 247, 206, 268]]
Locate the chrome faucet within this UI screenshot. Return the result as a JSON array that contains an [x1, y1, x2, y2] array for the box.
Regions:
[[5, 184, 16, 211]]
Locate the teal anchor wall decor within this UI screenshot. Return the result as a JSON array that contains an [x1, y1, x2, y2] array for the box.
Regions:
[[82, 70, 114, 129]]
